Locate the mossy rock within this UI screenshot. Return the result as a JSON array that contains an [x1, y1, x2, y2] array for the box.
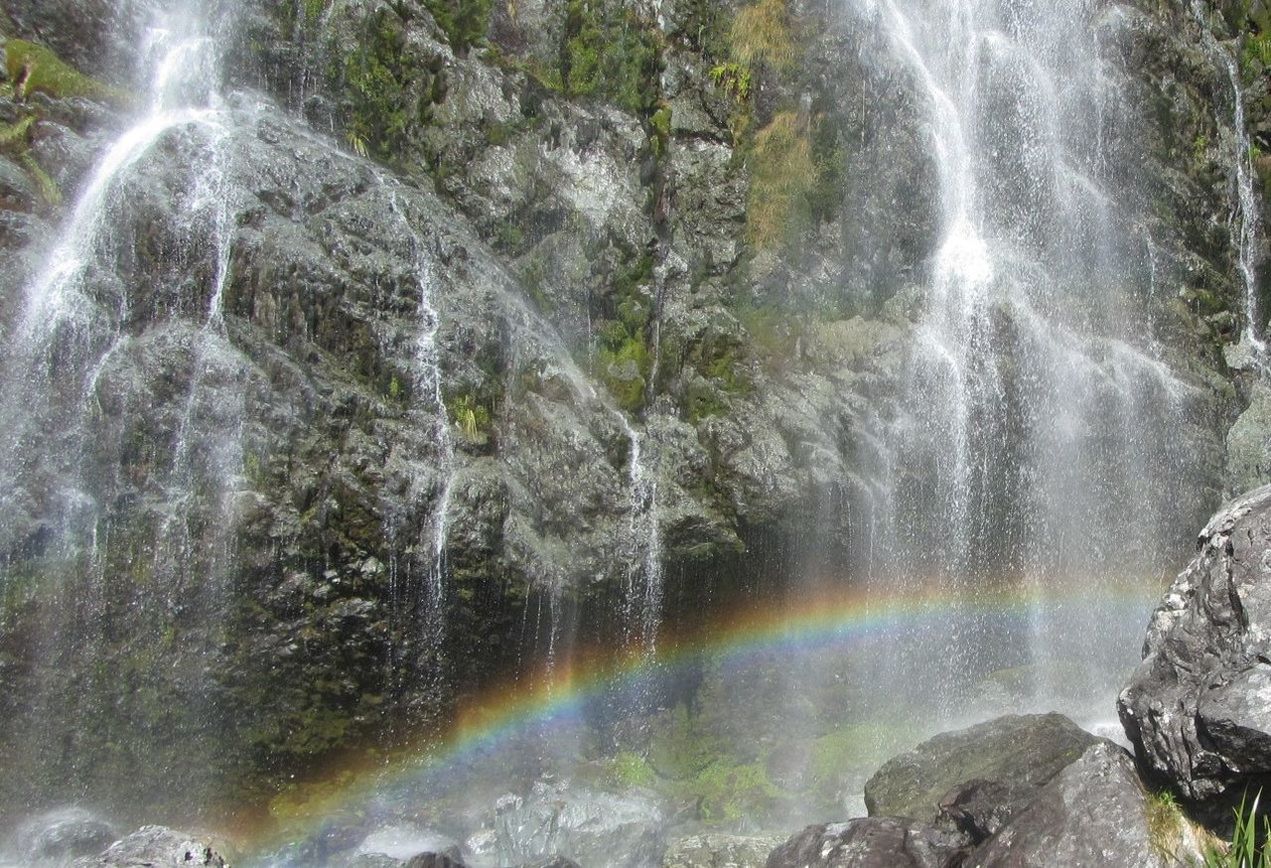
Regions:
[[5, 39, 115, 101]]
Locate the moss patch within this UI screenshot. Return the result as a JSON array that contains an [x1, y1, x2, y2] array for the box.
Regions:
[[5, 39, 115, 101]]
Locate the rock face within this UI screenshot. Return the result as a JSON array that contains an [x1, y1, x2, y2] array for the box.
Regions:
[[1120, 484, 1271, 802], [970, 743, 1204, 868], [862, 713, 1100, 824], [764, 818, 968, 868]]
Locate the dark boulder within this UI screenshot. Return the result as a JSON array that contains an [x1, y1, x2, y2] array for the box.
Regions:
[[404, 854, 467, 868], [1119, 484, 1271, 801], [764, 818, 969, 868], [863, 713, 1099, 824], [970, 742, 1204, 867]]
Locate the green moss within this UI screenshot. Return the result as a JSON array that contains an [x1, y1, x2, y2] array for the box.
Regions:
[[5, 39, 116, 101], [592, 252, 656, 412], [649, 104, 672, 157], [607, 750, 656, 788], [691, 760, 780, 823], [0, 114, 34, 149], [648, 703, 725, 780], [423, 0, 492, 56], [21, 154, 60, 205]]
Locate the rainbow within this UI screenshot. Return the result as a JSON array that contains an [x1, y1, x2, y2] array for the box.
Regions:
[[238, 577, 1164, 855]]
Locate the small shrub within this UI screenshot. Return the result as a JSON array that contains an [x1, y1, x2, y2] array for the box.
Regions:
[[423, 0, 493, 55], [447, 394, 491, 442], [561, 0, 662, 115], [709, 62, 751, 103], [336, 8, 445, 160]]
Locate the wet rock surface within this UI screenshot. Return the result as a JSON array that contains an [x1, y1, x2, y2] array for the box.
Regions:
[[862, 713, 1100, 824], [468, 782, 666, 868], [970, 743, 1204, 868], [764, 817, 968, 868], [70, 825, 229, 867], [0, 0, 1261, 834], [662, 834, 785, 868], [11, 808, 117, 864], [1120, 484, 1271, 802]]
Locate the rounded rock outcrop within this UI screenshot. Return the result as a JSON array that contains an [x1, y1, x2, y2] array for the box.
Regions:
[[1119, 484, 1271, 802]]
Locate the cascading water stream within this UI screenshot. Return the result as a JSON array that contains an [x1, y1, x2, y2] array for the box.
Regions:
[[0, 0, 263, 810], [619, 418, 663, 659], [386, 184, 457, 661]]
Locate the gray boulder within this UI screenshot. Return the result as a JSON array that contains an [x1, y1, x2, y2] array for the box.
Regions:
[[970, 742, 1205, 867], [764, 818, 968, 868], [1118, 484, 1271, 801], [863, 713, 1100, 823], [71, 825, 229, 867]]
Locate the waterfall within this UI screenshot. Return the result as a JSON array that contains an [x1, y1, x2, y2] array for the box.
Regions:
[[385, 185, 456, 664], [846, 0, 1198, 720], [0, 0, 255, 804]]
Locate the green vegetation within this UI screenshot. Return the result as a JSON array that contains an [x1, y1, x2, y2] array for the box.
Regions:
[[592, 252, 655, 412], [1206, 792, 1271, 868], [709, 63, 752, 103], [747, 111, 816, 249], [1146, 789, 1186, 859], [607, 750, 656, 788], [447, 393, 492, 442], [560, 0, 663, 116], [21, 155, 60, 205], [336, 8, 445, 160], [692, 760, 781, 822], [729, 0, 794, 71], [0, 93, 60, 205], [423, 0, 493, 56], [5, 39, 116, 101]]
